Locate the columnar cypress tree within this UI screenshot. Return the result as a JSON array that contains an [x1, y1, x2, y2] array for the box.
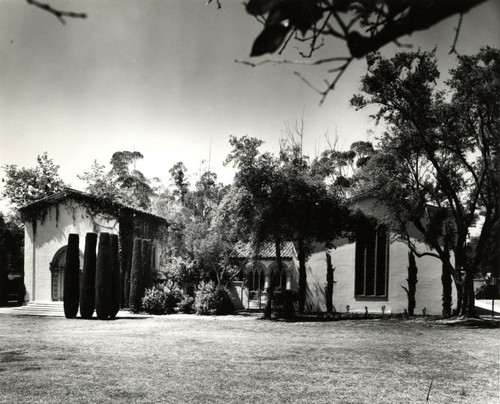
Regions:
[[325, 251, 334, 313], [96, 232, 111, 320], [298, 238, 307, 313], [119, 213, 134, 309], [402, 251, 418, 316], [0, 247, 8, 306], [142, 239, 153, 291], [64, 234, 80, 319], [129, 238, 143, 312], [80, 232, 97, 319], [109, 234, 121, 319]]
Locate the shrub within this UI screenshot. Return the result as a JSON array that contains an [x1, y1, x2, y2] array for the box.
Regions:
[[142, 284, 182, 314], [109, 234, 121, 319], [80, 232, 97, 319], [475, 284, 499, 299], [282, 289, 298, 318], [129, 238, 143, 313], [0, 247, 8, 306], [63, 234, 80, 319], [194, 281, 234, 316], [96, 232, 111, 320], [177, 295, 195, 314]]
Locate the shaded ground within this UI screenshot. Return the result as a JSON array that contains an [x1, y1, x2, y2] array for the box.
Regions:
[[0, 314, 498, 403]]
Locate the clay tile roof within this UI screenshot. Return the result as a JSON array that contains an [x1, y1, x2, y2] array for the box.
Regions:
[[19, 188, 168, 223], [234, 241, 296, 259]]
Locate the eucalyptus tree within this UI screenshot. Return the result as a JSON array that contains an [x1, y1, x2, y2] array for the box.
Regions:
[[109, 151, 153, 209], [79, 151, 153, 210]]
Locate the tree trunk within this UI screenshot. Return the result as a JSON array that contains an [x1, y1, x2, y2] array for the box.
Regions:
[[406, 251, 418, 316], [265, 239, 282, 319], [441, 243, 452, 318], [325, 251, 334, 313], [454, 270, 463, 316], [460, 269, 477, 318], [441, 262, 453, 318], [298, 238, 306, 313]]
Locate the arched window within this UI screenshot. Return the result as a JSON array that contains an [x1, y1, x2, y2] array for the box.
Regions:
[[245, 262, 265, 291], [49, 245, 83, 302], [270, 263, 288, 291]]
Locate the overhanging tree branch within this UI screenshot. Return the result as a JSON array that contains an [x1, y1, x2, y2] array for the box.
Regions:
[[26, 0, 86, 25]]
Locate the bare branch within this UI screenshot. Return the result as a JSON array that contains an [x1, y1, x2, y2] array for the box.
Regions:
[[449, 13, 464, 55], [293, 71, 324, 96], [278, 29, 297, 55], [235, 56, 351, 68], [26, 0, 86, 25], [206, 0, 221, 9], [319, 58, 353, 105], [291, 57, 353, 105]]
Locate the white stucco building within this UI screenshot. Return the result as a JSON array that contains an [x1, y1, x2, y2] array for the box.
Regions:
[[20, 189, 167, 303], [232, 194, 456, 315]]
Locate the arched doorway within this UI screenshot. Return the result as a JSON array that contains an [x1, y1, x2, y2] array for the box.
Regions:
[[49, 246, 83, 302], [244, 262, 267, 309]]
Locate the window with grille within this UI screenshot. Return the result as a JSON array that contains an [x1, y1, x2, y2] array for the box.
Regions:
[[354, 223, 388, 298]]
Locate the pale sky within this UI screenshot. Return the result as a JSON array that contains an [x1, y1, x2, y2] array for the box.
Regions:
[[1, 0, 499, 213]]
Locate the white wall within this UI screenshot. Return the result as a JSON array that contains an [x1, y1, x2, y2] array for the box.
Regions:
[[24, 198, 119, 302], [305, 239, 457, 315], [304, 196, 457, 315]]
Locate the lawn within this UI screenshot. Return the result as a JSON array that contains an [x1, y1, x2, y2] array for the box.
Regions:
[[0, 314, 498, 404]]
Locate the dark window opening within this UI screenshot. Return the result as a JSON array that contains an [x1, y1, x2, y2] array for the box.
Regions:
[[355, 223, 388, 297]]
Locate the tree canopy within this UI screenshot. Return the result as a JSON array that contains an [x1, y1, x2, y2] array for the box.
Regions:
[[222, 134, 350, 312], [2, 152, 67, 211], [351, 47, 499, 317], [78, 151, 153, 210]]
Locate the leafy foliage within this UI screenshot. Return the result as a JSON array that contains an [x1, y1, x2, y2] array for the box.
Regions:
[[142, 284, 183, 314], [194, 281, 234, 315], [223, 134, 350, 313], [177, 295, 195, 314], [169, 162, 190, 204], [0, 213, 24, 274], [77, 160, 122, 201], [351, 47, 499, 317], [2, 152, 66, 213], [79, 151, 153, 210]]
